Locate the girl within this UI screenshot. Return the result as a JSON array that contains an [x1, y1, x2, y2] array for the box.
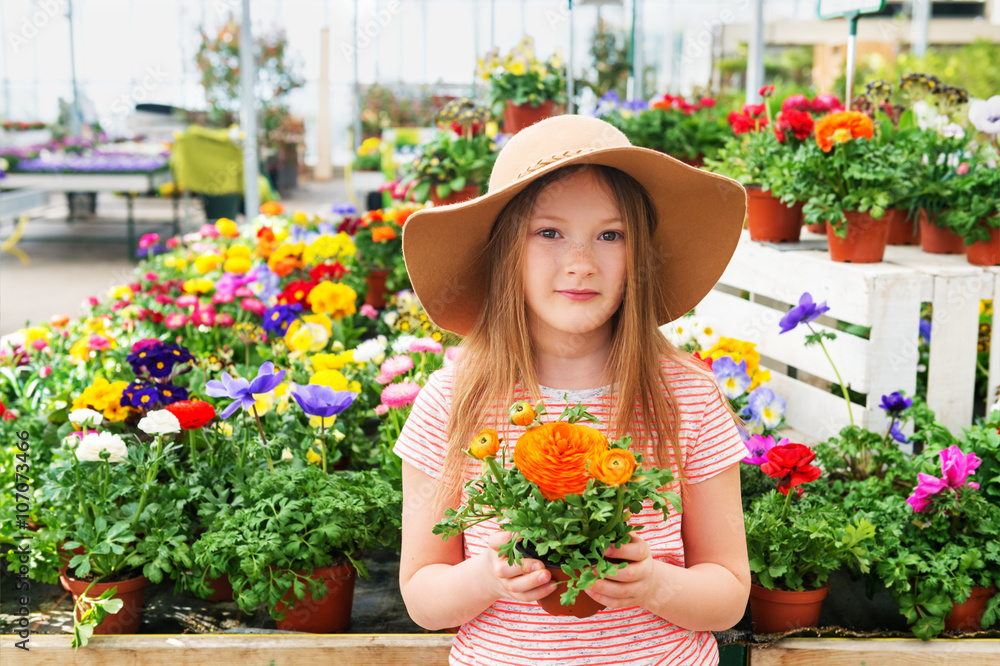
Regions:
[[395, 114, 750, 665]]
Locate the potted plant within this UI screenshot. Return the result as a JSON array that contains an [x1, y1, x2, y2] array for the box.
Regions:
[[191, 465, 402, 633], [400, 99, 497, 207], [792, 109, 904, 262], [598, 91, 729, 166], [939, 157, 1000, 265], [743, 440, 876, 634], [873, 444, 1000, 638], [478, 37, 565, 134], [434, 402, 679, 618], [349, 136, 387, 199], [352, 206, 416, 307]]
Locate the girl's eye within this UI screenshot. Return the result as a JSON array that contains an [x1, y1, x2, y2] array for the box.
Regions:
[[600, 231, 623, 241], [539, 229, 559, 239]]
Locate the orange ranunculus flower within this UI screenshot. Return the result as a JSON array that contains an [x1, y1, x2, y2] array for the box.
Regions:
[[469, 428, 501, 460], [513, 422, 608, 500], [509, 401, 536, 427], [371, 225, 397, 243], [590, 448, 637, 486], [260, 201, 284, 216], [814, 111, 874, 152], [395, 207, 417, 226]]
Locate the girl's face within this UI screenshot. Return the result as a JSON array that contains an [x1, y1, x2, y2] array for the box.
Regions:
[[522, 169, 627, 347]]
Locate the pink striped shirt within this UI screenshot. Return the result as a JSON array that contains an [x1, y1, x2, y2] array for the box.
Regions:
[[395, 357, 747, 665]]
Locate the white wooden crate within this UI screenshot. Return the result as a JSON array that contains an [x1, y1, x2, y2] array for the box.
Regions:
[[694, 229, 996, 441]]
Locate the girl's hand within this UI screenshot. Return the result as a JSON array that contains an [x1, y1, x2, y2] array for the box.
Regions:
[[481, 530, 558, 603], [585, 534, 662, 609]]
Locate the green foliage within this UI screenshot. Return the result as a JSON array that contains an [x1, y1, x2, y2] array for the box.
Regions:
[[745, 490, 875, 591], [601, 104, 729, 162], [707, 129, 796, 190], [939, 159, 1000, 244], [71, 585, 124, 649], [400, 130, 498, 203], [479, 37, 567, 116], [192, 466, 401, 620]]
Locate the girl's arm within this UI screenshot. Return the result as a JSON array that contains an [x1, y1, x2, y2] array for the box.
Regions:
[[585, 464, 750, 631], [398, 461, 556, 630]]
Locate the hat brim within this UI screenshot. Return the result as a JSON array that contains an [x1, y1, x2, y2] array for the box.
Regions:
[[402, 145, 746, 337]]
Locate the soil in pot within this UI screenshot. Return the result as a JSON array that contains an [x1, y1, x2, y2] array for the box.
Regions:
[[274, 561, 357, 633], [919, 210, 964, 254], [944, 585, 997, 632], [885, 209, 920, 245], [826, 211, 890, 263], [746, 187, 803, 243], [749, 583, 830, 634], [60, 568, 149, 634]]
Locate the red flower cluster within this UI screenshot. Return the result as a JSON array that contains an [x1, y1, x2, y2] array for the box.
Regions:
[[774, 109, 815, 143], [653, 93, 715, 115], [760, 443, 822, 495], [336, 216, 363, 235], [278, 280, 318, 308], [309, 262, 349, 282], [728, 103, 769, 135]]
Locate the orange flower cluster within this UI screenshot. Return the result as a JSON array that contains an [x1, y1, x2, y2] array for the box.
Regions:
[[371, 225, 398, 243], [814, 111, 874, 152], [513, 422, 610, 500], [260, 201, 284, 216]]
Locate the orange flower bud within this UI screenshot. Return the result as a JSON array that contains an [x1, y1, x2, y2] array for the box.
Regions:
[[469, 428, 501, 460], [590, 448, 636, 486], [509, 400, 536, 427]]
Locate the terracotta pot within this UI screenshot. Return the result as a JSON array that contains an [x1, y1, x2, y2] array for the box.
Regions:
[[919, 209, 964, 254], [503, 100, 555, 134], [536, 567, 606, 619], [746, 186, 803, 243], [364, 268, 390, 309], [60, 573, 149, 634], [204, 573, 234, 603], [826, 210, 891, 263], [274, 561, 357, 633], [749, 583, 829, 634], [945, 585, 998, 632], [966, 226, 1000, 267], [805, 222, 826, 234], [428, 184, 480, 207], [885, 209, 920, 245]]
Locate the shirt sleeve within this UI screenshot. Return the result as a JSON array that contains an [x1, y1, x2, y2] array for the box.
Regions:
[[392, 367, 453, 480], [684, 387, 747, 483]]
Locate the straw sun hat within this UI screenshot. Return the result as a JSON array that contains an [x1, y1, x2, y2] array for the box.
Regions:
[[401, 114, 747, 336]]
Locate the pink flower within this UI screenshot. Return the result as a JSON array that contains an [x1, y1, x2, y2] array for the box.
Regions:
[[781, 94, 812, 113], [380, 355, 415, 380], [212, 291, 234, 304], [939, 445, 981, 489], [84, 296, 99, 308], [191, 306, 217, 327], [165, 312, 188, 329], [443, 346, 463, 367], [110, 300, 127, 311], [409, 338, 443, 354], [380, 382, 421, 409], [811, 94, 843, 113], [30, 338, 48, 351], [166, 237, 179, 248], [40, 365, 52, 378], [234, 286, 255, 298], [906, 473, 949, 512], [374, 374, 393, 384], [216, 313, 235, 327], [360, 304, 378, 319], [957, 162, 970, 176], [156, 295, 175, 305], [241, 298, 266, 316], [87, 335, 111, 351], [144, 271, 159, 281], [131, 338, 160, 352], [139, 233, 160, 249], [198, 223, 221, 238], [176, 294, 199, 309], [374, 404, 389, 415]]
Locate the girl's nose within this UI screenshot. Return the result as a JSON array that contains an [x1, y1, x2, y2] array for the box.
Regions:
[[564, 241, 597, 276]]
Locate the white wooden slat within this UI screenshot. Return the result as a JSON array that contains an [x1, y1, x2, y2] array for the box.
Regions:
[[989, 273, 1000, 415], [885, 246, 998, 300], [697, 289, 872, 391], [926, 275, 981, 433], [719, 234, 933, 326], [864, 274, 925, 406], [764, 373, 883, 442]]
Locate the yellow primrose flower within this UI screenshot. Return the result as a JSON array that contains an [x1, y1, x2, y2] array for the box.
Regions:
[[273, 382, 292, 414], [309, 415, 337, 429], [285, 321, 330, 355], [303, 232, 355, 265], [223, 255, 253, 274], [310, 350, 354, 373], [215, 217, 239, 238], [183, 278, 214, 294], [307, 282, 358, 320], [164, 255, 189, 271], [293, 211, 309, 224], [69, 338, 92, 363], [103, 402, 131, 423], [248, 392, 274, 415], [310, 369, 350, 391], [306, 448, 322, 465], [195, 254, 221, 274], [108, 285, 133, 301]]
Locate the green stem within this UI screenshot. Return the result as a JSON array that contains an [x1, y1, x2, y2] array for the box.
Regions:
[[809, 323, 855, 427], [188, 429, 197, 467], [320, 420, 328, 474], [593, 485, 627, 539], [781, 486, 794, 522], [485, 457, 508, 495], [251, 405, 275, 472]]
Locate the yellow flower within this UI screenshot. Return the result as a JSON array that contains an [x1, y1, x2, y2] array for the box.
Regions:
[[293, 211, 309, 224], [285, 321, 330, 355], [311, 352, 350, 372], [248, 392, 274, 415], [215, 218, 239, 238], [227, 244, 251, 258], [82, 317, 108, 334], [72, 377, 129, 415], [309, 415, 337, 429], [310, 369, 350, 391], [831, 128, 852, 145], [307, 282, 358, 320], [302, 313, 334, 336], [215, 422, 234, 437], [358, 137, 381, 156], [183, 278, 214, 294], [274, 382, 292, 414], [508, 58, 527, 76], [164, 255, 189, 271], [281, 447, 293, 461], [306, 447, 322, 465], [223, 255, 252, 274], [108, 285, 133, 301], [302, 233, 356, 266], [702, 337, 771, 390], [19, 326, 50, 346], [103, 402, 131, 422], [69, 338, 92, 364]]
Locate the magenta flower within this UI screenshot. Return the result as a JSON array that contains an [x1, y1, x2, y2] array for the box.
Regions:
[[139, 233, 160, 249], [380, 355, 414, 380], [176, 294, 199, 309], [191, 306, 217, 327], [380, 382, 421, 409], [742, 434, 783, 465], [905, 445, 982, 513], [906, 473, 949, 513], [198, 223, 221, 238], [212, 291, 234, 304], [88, 335, 112, 351], [409, 338, 444, 354], [359, 304, 378, 319], [164, 312, 188, 330], [216, 313, 235, 327], [241, 298, 266, 316]]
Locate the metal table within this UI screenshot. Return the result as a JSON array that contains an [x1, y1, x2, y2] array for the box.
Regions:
[[0, 170, 177, 259]]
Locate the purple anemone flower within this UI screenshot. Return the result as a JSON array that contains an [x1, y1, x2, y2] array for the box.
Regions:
[[742, 434, 783, 466], [779, 293, 830, 334], [205, 361, 286, 419], [290, 384, 357, 418], [880, 391, 913, 416]]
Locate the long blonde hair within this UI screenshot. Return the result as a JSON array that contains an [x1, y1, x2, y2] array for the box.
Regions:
[[436, 164, 703, 511]]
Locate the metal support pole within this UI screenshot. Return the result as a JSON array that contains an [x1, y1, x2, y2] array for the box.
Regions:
[[910, 0, 930, 57], [239, 0, 260, 220], [845, 14, 859, 110], [745, 0, 764, 105], [627, 0, 637, 100], [66, 0, 82, 136], [567, 0, 574, 114], [633, 0, 643, 102], [353, 0, 362, 153]]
